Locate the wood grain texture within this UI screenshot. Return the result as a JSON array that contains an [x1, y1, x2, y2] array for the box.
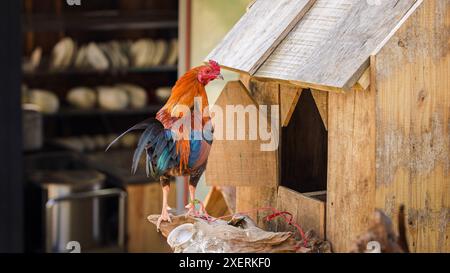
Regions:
[[311, 89, 328, 130], [356, 68, 371, 91], [276, 186, 326, 239], [374, 0, 449, 253], [280, 84, 302, 127], [204, 187, 231, 218], [236, 186, 278, 231], [206, 0, 317, 74], [205, 81, 279, 187], [127, 182, 176, 253], [327, 85, 376, 252], [239, 73, 251, 92], [256, 0, 418, 90]]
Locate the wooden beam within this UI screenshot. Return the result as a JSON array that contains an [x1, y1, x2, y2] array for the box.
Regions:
[[310, 89, 328, 130], [206, 0, 317, 74]]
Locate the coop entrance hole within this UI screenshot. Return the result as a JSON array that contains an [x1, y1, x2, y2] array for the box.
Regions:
[[280, 89, 327, 200]]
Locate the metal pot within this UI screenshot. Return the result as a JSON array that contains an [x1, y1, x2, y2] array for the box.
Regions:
[[26, 152, 126, 253], [22, 104, 43, 151], [30, 170, 105, 252]]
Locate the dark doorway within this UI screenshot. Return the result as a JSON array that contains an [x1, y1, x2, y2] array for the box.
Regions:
[[281, 89, 327, 194]]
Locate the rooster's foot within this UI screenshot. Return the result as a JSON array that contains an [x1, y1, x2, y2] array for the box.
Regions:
[[156, 208, 172, 232], [185, 202, 200, 217]]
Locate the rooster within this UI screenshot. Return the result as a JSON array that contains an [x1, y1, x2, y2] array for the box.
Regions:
[[107, 60, 223, 229]]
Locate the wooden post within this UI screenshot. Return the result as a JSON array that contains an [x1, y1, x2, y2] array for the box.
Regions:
[[327, 83, 376, 252]]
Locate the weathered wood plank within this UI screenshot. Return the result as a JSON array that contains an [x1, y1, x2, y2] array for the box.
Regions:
[[205, 81, 279, 187], [276, 186, 326, 239], [247, 77, 279, 106], [206, 0, 317, 74], [327, 83, 376, 252], [256, 0, 418, 90], [280, 84, 302, 127], [374, 0, 449, 253]]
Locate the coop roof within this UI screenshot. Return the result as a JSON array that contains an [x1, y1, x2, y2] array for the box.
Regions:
[[207, 0, 421, 91]]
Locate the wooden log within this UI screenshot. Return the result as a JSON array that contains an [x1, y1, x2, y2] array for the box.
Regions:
[[147, 214, 330, 253]]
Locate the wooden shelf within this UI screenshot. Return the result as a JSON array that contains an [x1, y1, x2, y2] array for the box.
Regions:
[[22, 10, 178, 32], [43, 105, 163, 117], [23, 65, 178, 78]]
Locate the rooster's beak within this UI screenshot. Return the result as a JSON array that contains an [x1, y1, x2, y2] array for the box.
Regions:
[[217, 74, 224, 80]]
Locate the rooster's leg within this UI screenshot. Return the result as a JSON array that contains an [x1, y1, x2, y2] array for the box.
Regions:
[[184, 177, 198, 217], [157, 176, 172, 231]]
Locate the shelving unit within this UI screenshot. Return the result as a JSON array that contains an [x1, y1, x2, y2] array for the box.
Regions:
[[23, 9, 178, 32], [23, 65, 177, 77], [22, 0, 179, 176]]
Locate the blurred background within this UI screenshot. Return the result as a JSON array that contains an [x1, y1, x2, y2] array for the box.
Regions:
[[0, 0, 250, 253]]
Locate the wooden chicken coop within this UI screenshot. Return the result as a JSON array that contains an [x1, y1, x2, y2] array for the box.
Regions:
[[205, 0, 449, 253]]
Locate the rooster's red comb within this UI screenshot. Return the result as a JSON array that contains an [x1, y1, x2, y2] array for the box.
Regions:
[[208, 60, 220, 72]]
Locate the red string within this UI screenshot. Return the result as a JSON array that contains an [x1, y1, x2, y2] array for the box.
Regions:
[[189, 199, 308, 249]]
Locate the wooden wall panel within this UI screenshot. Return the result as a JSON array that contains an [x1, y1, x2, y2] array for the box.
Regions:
[[126, 182, 176, 253], [205, 81, 279, 187], [327, 84, 376, 252], [276, 186, 325, 239], [374, 0, 449, 253]]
